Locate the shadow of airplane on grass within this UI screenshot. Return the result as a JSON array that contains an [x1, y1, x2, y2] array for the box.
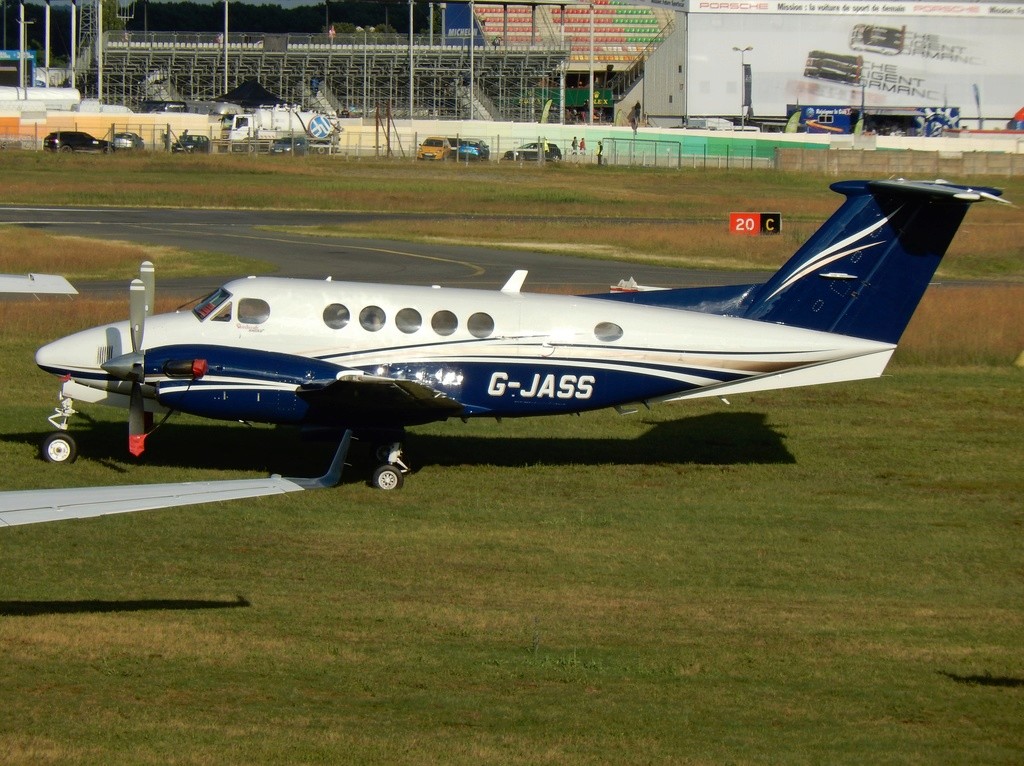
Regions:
[[939, 671, 1024, 689], [409, 412, 793, 470], [1, 411, 792, 484], [0, 595, 250, 617]]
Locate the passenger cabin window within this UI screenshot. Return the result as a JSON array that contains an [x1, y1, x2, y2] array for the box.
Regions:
[[468, 312, 495, 339], [360, 305, 386, 332], [323, 303, 350, 329], [431, 310, 458, 336], [595, 322, 623, 342], [396, 308, 422, 334], [193, 287, 232, 321], [238, 298, 270, 325]]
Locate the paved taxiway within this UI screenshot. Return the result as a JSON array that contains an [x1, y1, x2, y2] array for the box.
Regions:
[[0, 206, 767, 297]]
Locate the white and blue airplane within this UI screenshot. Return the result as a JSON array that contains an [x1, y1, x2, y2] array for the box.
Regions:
[[0, 178, 1007, 526]]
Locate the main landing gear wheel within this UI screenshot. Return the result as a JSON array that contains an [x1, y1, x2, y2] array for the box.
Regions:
[[371, 464, 404, 491], [41, 432, 78, 464]]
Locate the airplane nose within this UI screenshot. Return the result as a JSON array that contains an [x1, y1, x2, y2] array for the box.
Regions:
[[35, 337, 76, 376], [35, 326, 125, 378]]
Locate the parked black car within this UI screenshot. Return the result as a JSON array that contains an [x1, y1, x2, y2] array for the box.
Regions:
[[171, 133, 212, 154], [42, 131, 109, 153], [502, 142, 562, 162], [269, 135, 309, 156]]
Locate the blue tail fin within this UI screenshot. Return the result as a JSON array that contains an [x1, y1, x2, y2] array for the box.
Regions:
[[740, 179, 1005, 344]]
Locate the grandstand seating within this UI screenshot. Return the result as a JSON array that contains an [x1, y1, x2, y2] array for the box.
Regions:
[[474, 1, 672, 69]]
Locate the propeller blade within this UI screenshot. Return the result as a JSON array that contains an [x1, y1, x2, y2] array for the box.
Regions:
[[129, 278, 146, 352], [127, 272, 151, 456], [128, 382, 147, 457], [139, 261, 155, 317]]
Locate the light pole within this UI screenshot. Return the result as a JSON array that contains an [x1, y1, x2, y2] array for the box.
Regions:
[[408, 0, 414, 123], [70, 0, 76, 89], [468, 0, 474, 120], [17, 8, 33, 90], [732, 45, 752, 128], [44, 0, 50, 72], [357, 26, 374, 117], [223, 0, 229, 93]]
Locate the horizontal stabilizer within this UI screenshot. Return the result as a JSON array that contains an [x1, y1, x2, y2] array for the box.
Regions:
[[589, 283, 756, 314]]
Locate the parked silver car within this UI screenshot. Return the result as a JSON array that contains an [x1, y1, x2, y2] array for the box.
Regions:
[[111, 132, 145, 151]]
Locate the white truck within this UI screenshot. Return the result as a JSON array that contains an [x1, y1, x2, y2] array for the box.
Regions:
[[220, 106, 339, 144]]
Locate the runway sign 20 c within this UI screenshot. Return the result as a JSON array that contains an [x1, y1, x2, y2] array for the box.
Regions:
[[729, 212, 782, 235]]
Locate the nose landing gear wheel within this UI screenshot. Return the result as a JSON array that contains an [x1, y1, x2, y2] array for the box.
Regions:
[[371, 464, 404, 491], [41, 432, 78, 464]]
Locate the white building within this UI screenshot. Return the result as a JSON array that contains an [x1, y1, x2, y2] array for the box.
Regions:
[[642, 0, 1024, 128]]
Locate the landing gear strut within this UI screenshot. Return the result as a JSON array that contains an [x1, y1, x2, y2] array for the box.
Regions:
[[42, 389, 79, 463]]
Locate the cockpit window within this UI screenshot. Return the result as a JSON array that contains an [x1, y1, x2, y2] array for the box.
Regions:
[[193, 287, 232, 321], [211, 303, 232, 322]]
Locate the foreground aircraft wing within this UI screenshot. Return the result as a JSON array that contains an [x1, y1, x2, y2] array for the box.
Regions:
[[0, 273, 77, 295], [0, 433, 350, 528]]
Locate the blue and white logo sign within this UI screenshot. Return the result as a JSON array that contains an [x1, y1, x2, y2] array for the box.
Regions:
[[307, 115, 334, 139]]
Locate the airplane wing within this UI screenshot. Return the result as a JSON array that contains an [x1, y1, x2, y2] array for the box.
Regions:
[[0, 477, 305, 527], [299, 375, 465, 418], [0, 273, 77, 295], [0, 433, 349, 528]]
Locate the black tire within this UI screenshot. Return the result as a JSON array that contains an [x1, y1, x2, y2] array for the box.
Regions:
[[41, 432, 78, 464], [371, 464, 404, 491]]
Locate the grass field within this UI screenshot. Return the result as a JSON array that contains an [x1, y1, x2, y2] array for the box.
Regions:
[[1, 159, 1022, 764], [2, 153, 1022, 279]]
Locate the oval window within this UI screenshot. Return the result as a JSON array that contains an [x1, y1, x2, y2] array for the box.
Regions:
[[468, 312, 495, 339], [359, 305, 386, 332], [238, 298, 270, 325], [323, 303, 350, 330], [396, 308, 422, 334], [595, 321, 623, 342], [431, 310, 458, 336]]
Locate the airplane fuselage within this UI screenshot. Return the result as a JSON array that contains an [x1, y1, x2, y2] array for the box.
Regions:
[[36, 275, 894, 429]]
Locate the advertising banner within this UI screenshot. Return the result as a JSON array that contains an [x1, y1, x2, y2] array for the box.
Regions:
[[683, 7, 1019, 119]]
